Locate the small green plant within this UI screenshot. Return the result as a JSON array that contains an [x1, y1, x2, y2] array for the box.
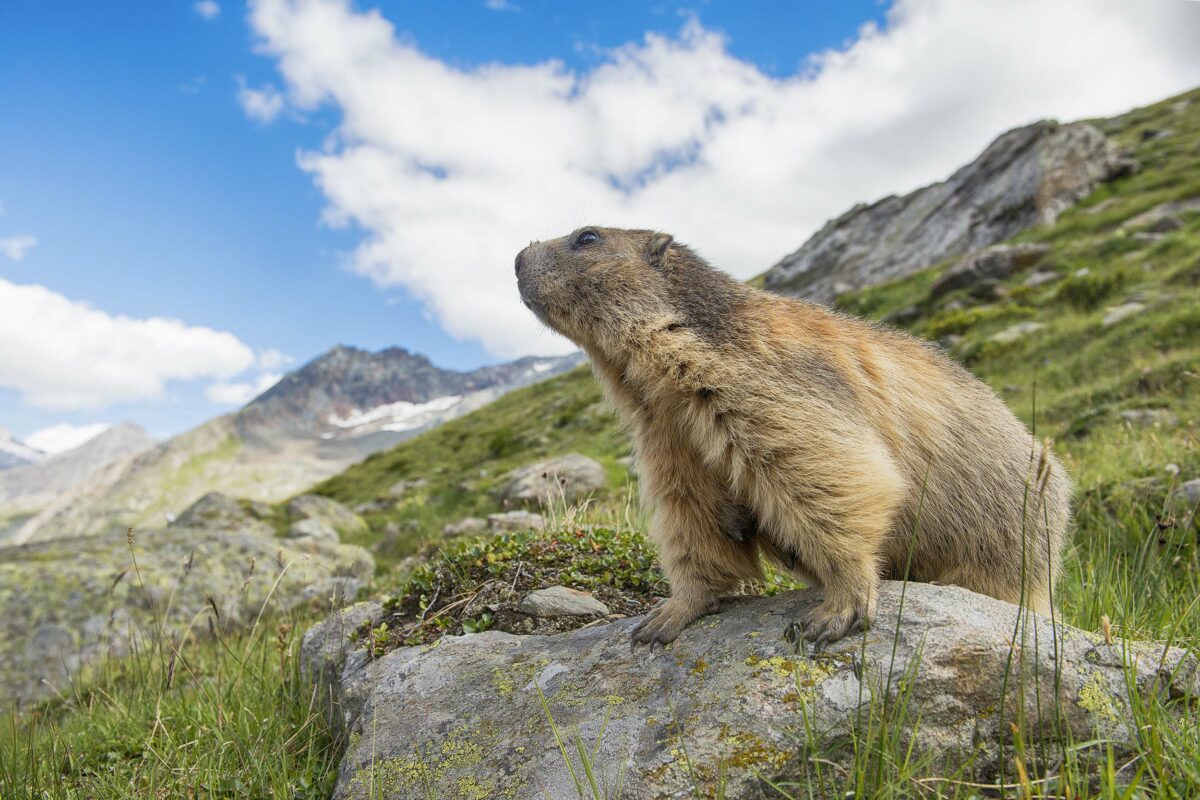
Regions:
[[1052, 267, 1132, 310]]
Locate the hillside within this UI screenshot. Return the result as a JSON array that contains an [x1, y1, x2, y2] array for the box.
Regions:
[[13, 346, 581, 544], [5, 86, 1199, 798], [315, 86, 1200, 589]]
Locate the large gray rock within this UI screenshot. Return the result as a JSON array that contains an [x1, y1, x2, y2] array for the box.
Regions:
[[498, 454, 607, 507], [287, 494, 368, 540], [929, 244, 1050, 299], [764, 121, 1132, 302], [487, 510, 545, 532], [0, 526, 373, 707], [518, 586, 609, 617], [304, 583, 1197, 799], [171, 491, 275, 538]]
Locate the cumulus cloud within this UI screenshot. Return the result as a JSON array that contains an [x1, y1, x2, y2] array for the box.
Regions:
[[256, 348, 293, 371], [0, 277, 257, 410], [246, 0, 1200, 357], [24, 423, 112, 455], [194, 1, 221, 21], [206, 372, 283, 406], [236, 76, 286, 123], [0, 235, 37, 261]]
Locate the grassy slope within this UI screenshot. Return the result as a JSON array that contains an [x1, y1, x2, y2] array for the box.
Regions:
[[6, 88, 1199, 798]]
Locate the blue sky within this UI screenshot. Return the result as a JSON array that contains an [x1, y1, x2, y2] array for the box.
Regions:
[[1, 0, 1198, 449], [0, 0, 887, 444]]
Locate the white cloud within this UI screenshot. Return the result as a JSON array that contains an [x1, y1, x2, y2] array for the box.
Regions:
[[483, 0, 519, 11], [256, 348, 293, 371], [194, 1, 221, 21], [0, 235, 37, 261], [0, 277, 257, 410], [236, 76, 286, 123], [206, 372, 283, 406], [247, 0, 1200, 358], [24, 423, 112, 455]]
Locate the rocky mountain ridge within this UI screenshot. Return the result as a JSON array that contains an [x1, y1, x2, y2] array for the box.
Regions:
[[763, 119, 1135, 301], [0, 427, 44, 471], [10, 346, 582, 544]]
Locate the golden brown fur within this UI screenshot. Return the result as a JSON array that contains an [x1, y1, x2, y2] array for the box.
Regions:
[[515, 227, 1072, 646]]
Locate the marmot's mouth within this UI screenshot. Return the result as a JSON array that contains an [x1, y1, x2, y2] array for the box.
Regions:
[[521, 296, 553, 327]]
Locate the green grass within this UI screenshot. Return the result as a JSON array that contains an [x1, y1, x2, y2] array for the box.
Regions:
[[5, 86, 1200, 798], [0, 552, 341, 799]]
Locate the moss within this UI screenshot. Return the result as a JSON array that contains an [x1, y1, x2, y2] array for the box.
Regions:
[[1077, 671, 1120, 723]]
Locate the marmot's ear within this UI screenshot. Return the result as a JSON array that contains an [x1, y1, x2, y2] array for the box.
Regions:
[[647, 232, 674, 268]]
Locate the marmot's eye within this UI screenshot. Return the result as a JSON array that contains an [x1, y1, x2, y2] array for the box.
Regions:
[[575, 230, 599, 247]]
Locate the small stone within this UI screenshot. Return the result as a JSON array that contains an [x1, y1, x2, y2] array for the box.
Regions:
[[387, 478, 428, 499], [882, 304, 922, 326], [518, 586, 609, 618], [487, 510, 545, 532], [1102, 302, 1144, 327], [1180, 478, 1200, 507], [442, 517, 486, 537], [990, 322, 1044, 344], [1023, 270, 1062, 288], [1074, 267, 1091, 278], [936, 334, 964, 351]]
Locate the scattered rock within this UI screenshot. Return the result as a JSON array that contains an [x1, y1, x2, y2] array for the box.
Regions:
[[498, 454, 607, 507], [170, 492, 275, 538], [990, 321, 1044, 344], [1024, 269, 1063, 288], [386, 479, 427, 500], [287, 518, 341, 543], [1119, 409, 1179, 428], [1125, 196, 1200, 232], [352, 499, 394, 515], [935, 334, 964, 351], [305, 583, 1198, 800], [486, 510, 545, 533], [1182, 478, 1200, 507], [1, 527, 373, 706], [1102, 302, 1145, 327], [1139, 127, 1174, 142], [930, 244, 1050, 299], [442, 517, 486, 537], [764, 121, 1128, 301], [518, 586, 609, 618], [287, 494, 368, 540]]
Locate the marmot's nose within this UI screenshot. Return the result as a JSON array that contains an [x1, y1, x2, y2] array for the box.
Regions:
[[514, 250, 526, 276]]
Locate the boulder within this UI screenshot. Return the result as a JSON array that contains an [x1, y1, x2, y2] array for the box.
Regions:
[[486, 510, 545, 533], [287, 517, 341, 543], [498, 454, 607, 507], [170, 491, 275, 538], [304, 582, 1197, 800], [1120, 409, 1179, 428], [518, 586, 609, 617], [1124, 196, 1200, 232], [0, 526, 374, 707], [1024, 269, 1063, 288], [287, 494, 368, 540], [764, 121, 1131, 302], [929, 244, 1050, 300]]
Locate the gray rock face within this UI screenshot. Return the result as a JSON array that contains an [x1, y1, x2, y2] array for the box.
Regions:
[[171, 491, 275, 538], [1102, 302, 1146, 327], [1, 526, 373, 707], [990, 321, 1045, 344], [303, 583, 1197, 800], [499, 454, 607, 507], [764, 121, 1132, 302], [287, 494, 368, 540], [929, 244, 1050, 300], [518, 586, 609, 617]]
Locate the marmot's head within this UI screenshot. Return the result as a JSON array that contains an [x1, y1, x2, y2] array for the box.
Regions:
[[515, 226, 742, 354]]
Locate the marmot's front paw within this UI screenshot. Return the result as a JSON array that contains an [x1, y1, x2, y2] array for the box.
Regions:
[[786, 600, 871, 650], [630, 596, 718, 650]]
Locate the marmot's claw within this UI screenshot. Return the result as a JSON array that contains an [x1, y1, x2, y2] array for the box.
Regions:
[[629, 597, 707, 650], [798, 601, 871, 648]]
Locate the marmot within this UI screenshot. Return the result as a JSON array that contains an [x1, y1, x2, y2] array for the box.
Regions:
[[515, 227, 1072, 647]]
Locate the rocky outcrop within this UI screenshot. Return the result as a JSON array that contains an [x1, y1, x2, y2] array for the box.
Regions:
[[0, 526, 373, 707], [498, 454, 607, 507], [929, 244, 1050, 299], [763, 121, 1134, 302], [287, 494, 369, 540], [303, 582, 1197, 800], [171, 491, 276, 538]]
